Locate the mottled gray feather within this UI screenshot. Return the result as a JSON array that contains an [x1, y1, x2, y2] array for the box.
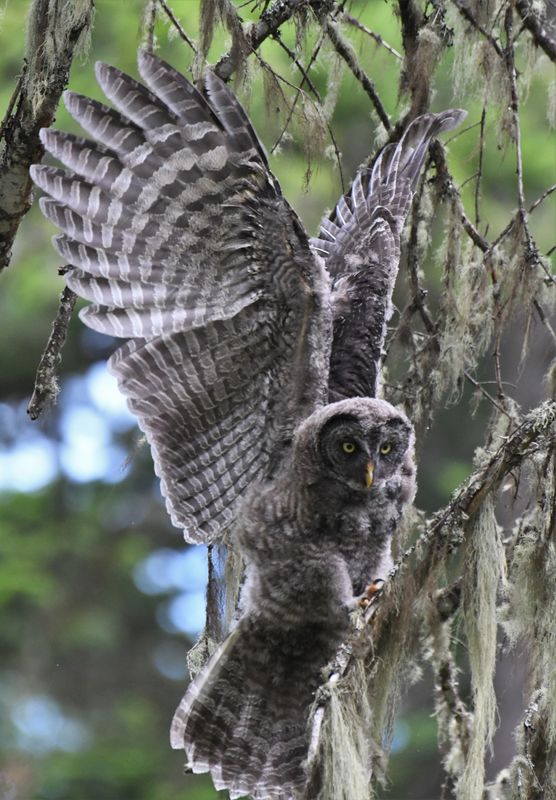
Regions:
[[31, 52, 330, 543], [312, 109, 467, 401], [170, 398, 415, 798]]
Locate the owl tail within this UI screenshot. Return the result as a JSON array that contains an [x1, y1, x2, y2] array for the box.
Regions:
[[171, 615, 332, 800]]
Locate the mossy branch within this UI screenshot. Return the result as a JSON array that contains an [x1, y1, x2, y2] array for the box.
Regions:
[[0, 0, 94, 272], [515, 0, 556, 62], [305, 399, 556, 797], [320, 16, 391, 132], [213, 0, 309, 81], [27, 283, 77, 420]]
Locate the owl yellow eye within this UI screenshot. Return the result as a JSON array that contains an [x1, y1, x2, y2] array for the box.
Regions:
[[342, 441, 356, 454], [380, 442, 392, 455]]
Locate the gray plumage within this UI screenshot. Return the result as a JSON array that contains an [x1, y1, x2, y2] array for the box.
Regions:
[[31, 52, 465, 799], [171, 398, 414, 799]]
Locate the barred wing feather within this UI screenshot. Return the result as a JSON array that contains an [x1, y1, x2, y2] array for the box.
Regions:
[[31, 52, 328, 543], [313, 109, 467, 401]]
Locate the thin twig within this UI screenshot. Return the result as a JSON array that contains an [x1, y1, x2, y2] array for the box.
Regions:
[[321, 17, 391, 131], [474, 107, 486, 227], [271, 30, 325, 153], [459, 171, 479, 191], [462, 213, 491, 251], [493, 328, 507, 406], [528, 183, 556, 215], [406, 164, 438, 336], [444, 119, 481, 146], [464, 371, 513, 419], [272, 33, 322, 100], [505, 7, 528, 225], [488, 191, 556, 285], [27, 284, 77, 421], [533, 300, 556, 349], [450, 0, 504, 57], [342, 11, 402, 59], [158, 0, 198, 53], [431, 141, 492, 252], [433, 138, 554, 295], [0, 67, 25, 143], [271, 33, 345, 190], [503, 4, 552, 296]]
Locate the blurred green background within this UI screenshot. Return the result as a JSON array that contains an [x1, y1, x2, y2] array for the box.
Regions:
[[0, 1, 554, 798]]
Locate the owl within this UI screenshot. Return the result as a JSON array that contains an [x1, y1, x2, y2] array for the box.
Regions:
[[30, 51, 465, 799], [171, 398, 415, 799]]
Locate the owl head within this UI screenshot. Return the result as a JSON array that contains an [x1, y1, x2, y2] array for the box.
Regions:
[[293, 398, 415, 501]]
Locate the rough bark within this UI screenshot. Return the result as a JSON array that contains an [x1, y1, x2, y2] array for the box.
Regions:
[[0, 0, 95, 272]]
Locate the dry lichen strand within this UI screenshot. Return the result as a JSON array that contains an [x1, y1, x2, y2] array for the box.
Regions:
[[458, 497, 507, 800], [505, 448, 556, 748]]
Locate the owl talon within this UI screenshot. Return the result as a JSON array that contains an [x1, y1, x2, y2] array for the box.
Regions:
[[357, 579, 385, 609]]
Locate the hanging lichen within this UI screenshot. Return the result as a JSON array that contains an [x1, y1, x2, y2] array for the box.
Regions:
[[305, 661, 373, 800], [458, 496, 507, 799], [197, 0, 248, 78]]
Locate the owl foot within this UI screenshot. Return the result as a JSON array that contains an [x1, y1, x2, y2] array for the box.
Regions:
[[357, 579, 385, 609]]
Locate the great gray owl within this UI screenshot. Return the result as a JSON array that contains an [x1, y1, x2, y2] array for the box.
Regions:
[[30, 51, 465, 799]]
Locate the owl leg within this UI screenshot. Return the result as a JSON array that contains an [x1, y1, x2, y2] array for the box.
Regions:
[[356, 579, 385, 609]]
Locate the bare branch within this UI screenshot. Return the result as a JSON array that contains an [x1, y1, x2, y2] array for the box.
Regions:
[[342, 11, 402, 60], [158, 0, 198, 53], [320, 17, 391, 131], [529, 183, 556, 215], [27, 283, 77, 421], [430, 140, 492, 252], [504, 6, 528, 226], [464, 371, 514, 419], [270, 29, 325, 153], [533, 300, 556, 350], [474, 107, 486, 227], [270, 32, 345, 189]]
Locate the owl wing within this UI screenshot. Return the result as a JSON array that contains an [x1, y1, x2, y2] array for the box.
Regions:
[[311, 109, 467, 400], [31, 52, 330, 544]]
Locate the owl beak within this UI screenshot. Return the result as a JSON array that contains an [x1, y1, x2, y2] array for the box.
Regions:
[[365, 463, 375, 489]]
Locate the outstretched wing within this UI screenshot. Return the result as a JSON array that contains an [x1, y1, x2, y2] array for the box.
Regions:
[[311, 109, 467, 401], [31, 52, 330, 543]]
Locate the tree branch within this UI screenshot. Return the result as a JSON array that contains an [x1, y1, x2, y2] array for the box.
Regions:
[[450, 0, 504, 58], [515, 0, 556, 62], [158, 0, 198, 54], [214, 0, 309, 81], [0, 0, 95, 272], [306, 399, 556, 791], [341, 11, 402, 60], [321, 17, 391, 131], [27, 283, 77, 420]]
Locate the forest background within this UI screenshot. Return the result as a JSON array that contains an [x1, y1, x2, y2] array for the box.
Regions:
[[0, 0, 554, 798]]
